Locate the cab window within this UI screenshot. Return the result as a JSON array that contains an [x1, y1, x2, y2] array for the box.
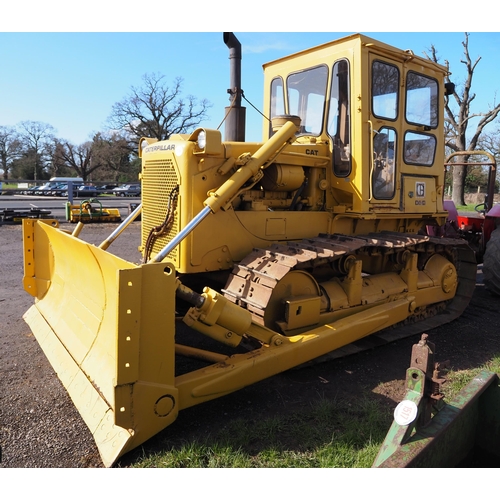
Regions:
[[270, 77, 285, 118], [406, 72, 438, 128], [328, 59, 351, 177], [269, 77, 285, 136], [372, 127, 397, 199], [287, 65, 328, 136], [372, 61, 400, 120], [404, 131, 436, 166]]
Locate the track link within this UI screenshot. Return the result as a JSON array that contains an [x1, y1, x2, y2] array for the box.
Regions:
[[223, 231, 477, 360]]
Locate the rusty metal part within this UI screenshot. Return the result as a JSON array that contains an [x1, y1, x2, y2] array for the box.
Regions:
[[222, 232, 476, 357], [373, 334, 500, 467], [407, 334, 448, 427]]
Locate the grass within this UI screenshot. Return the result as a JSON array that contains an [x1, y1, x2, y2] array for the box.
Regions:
[[128, 353, 500, 468], [131, 395, 389, 468], [443, 355, 500, 399], [0, 182, 19, 192], [454, 203, 483, 212]]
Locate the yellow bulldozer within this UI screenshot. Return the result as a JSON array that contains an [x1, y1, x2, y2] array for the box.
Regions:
[[22, 33, 488, 466]]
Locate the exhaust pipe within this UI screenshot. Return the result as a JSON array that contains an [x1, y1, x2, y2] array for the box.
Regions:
[[223, 32, 246, 142]]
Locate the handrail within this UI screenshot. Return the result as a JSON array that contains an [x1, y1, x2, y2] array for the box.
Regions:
[[444, 150, 497, 212]]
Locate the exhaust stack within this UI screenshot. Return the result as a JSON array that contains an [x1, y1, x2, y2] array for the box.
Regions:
[[223, 32, 246, 142]]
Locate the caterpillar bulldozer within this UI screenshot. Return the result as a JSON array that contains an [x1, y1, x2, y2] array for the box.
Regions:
[[22, 32, 498, 467]]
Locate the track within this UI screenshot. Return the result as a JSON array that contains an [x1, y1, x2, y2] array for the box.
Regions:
[[223, 231, 477, 360]]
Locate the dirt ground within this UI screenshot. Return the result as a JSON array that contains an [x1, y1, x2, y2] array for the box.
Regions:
[[1, 220, 499, 468]]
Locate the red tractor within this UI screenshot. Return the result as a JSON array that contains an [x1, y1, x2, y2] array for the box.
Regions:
[[443, 151, 500, 295]]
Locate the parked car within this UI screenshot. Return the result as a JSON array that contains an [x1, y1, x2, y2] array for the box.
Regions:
[[24, 186, 42, 195], [49, 183, 69, 196], [76, 185, 99, 198], [113, 184, 141, 197], [38, 182, 60, 195], [97, 184, 118, 195]]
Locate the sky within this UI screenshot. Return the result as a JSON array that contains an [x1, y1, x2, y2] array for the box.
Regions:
[[1, 6, 499, 147]]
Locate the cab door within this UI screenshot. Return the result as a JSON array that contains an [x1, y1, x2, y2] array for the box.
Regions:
[[400, 71, 441, 214], [368, 54, 403, 206], [369, 52, 442, 213]]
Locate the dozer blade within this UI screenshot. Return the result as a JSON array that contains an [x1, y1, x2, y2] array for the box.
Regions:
[[22, 220, 179, 467]]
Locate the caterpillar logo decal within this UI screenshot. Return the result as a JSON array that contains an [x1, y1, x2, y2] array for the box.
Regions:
[[415, 182, 426, 205], [416, 182, 425, 197], [144, 143, 176, 153]]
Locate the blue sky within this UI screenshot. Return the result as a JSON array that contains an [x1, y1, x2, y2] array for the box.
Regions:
[[1, 9, 498, 146]]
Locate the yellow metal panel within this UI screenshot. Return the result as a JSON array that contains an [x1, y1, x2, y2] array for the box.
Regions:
[[22, 221, 180, 466], [402, 176, 436, 213], [23, 219, 58, 298], [141, 145, 182, 266], [23, 305, 133, 468], [285, 296, 321, 330], [265, 217, 286, 236]]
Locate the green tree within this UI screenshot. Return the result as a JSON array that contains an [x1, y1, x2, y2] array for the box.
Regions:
[[91, 132, 134, 182], [10, 148, 50, 181]]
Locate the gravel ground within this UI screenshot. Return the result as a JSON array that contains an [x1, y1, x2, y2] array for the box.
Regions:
[[1, 220, 500, 468], [1, 221, 140, 468]]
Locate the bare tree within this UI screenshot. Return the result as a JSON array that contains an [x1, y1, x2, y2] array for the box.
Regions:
[[427, 33, 500, 206], [107, 73, 212, 149], [478, 129, 500, 194], [54, 141, 99, 181], [50, 141, 72, 177], [479, 130, 500, 160], [0, 126, 21, 180], [18, 121, 56, 181], [54, 132, 133, 182]]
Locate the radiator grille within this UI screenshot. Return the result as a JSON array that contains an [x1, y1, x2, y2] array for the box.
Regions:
[[141, 158, 180, 263]]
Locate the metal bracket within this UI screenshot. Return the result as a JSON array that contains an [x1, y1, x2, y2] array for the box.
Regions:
[[373, 334, 500, 467]]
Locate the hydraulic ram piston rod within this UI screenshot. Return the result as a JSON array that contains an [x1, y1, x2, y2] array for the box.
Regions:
[[98, 203, 143, 251], [152, 206, 212, 262]]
